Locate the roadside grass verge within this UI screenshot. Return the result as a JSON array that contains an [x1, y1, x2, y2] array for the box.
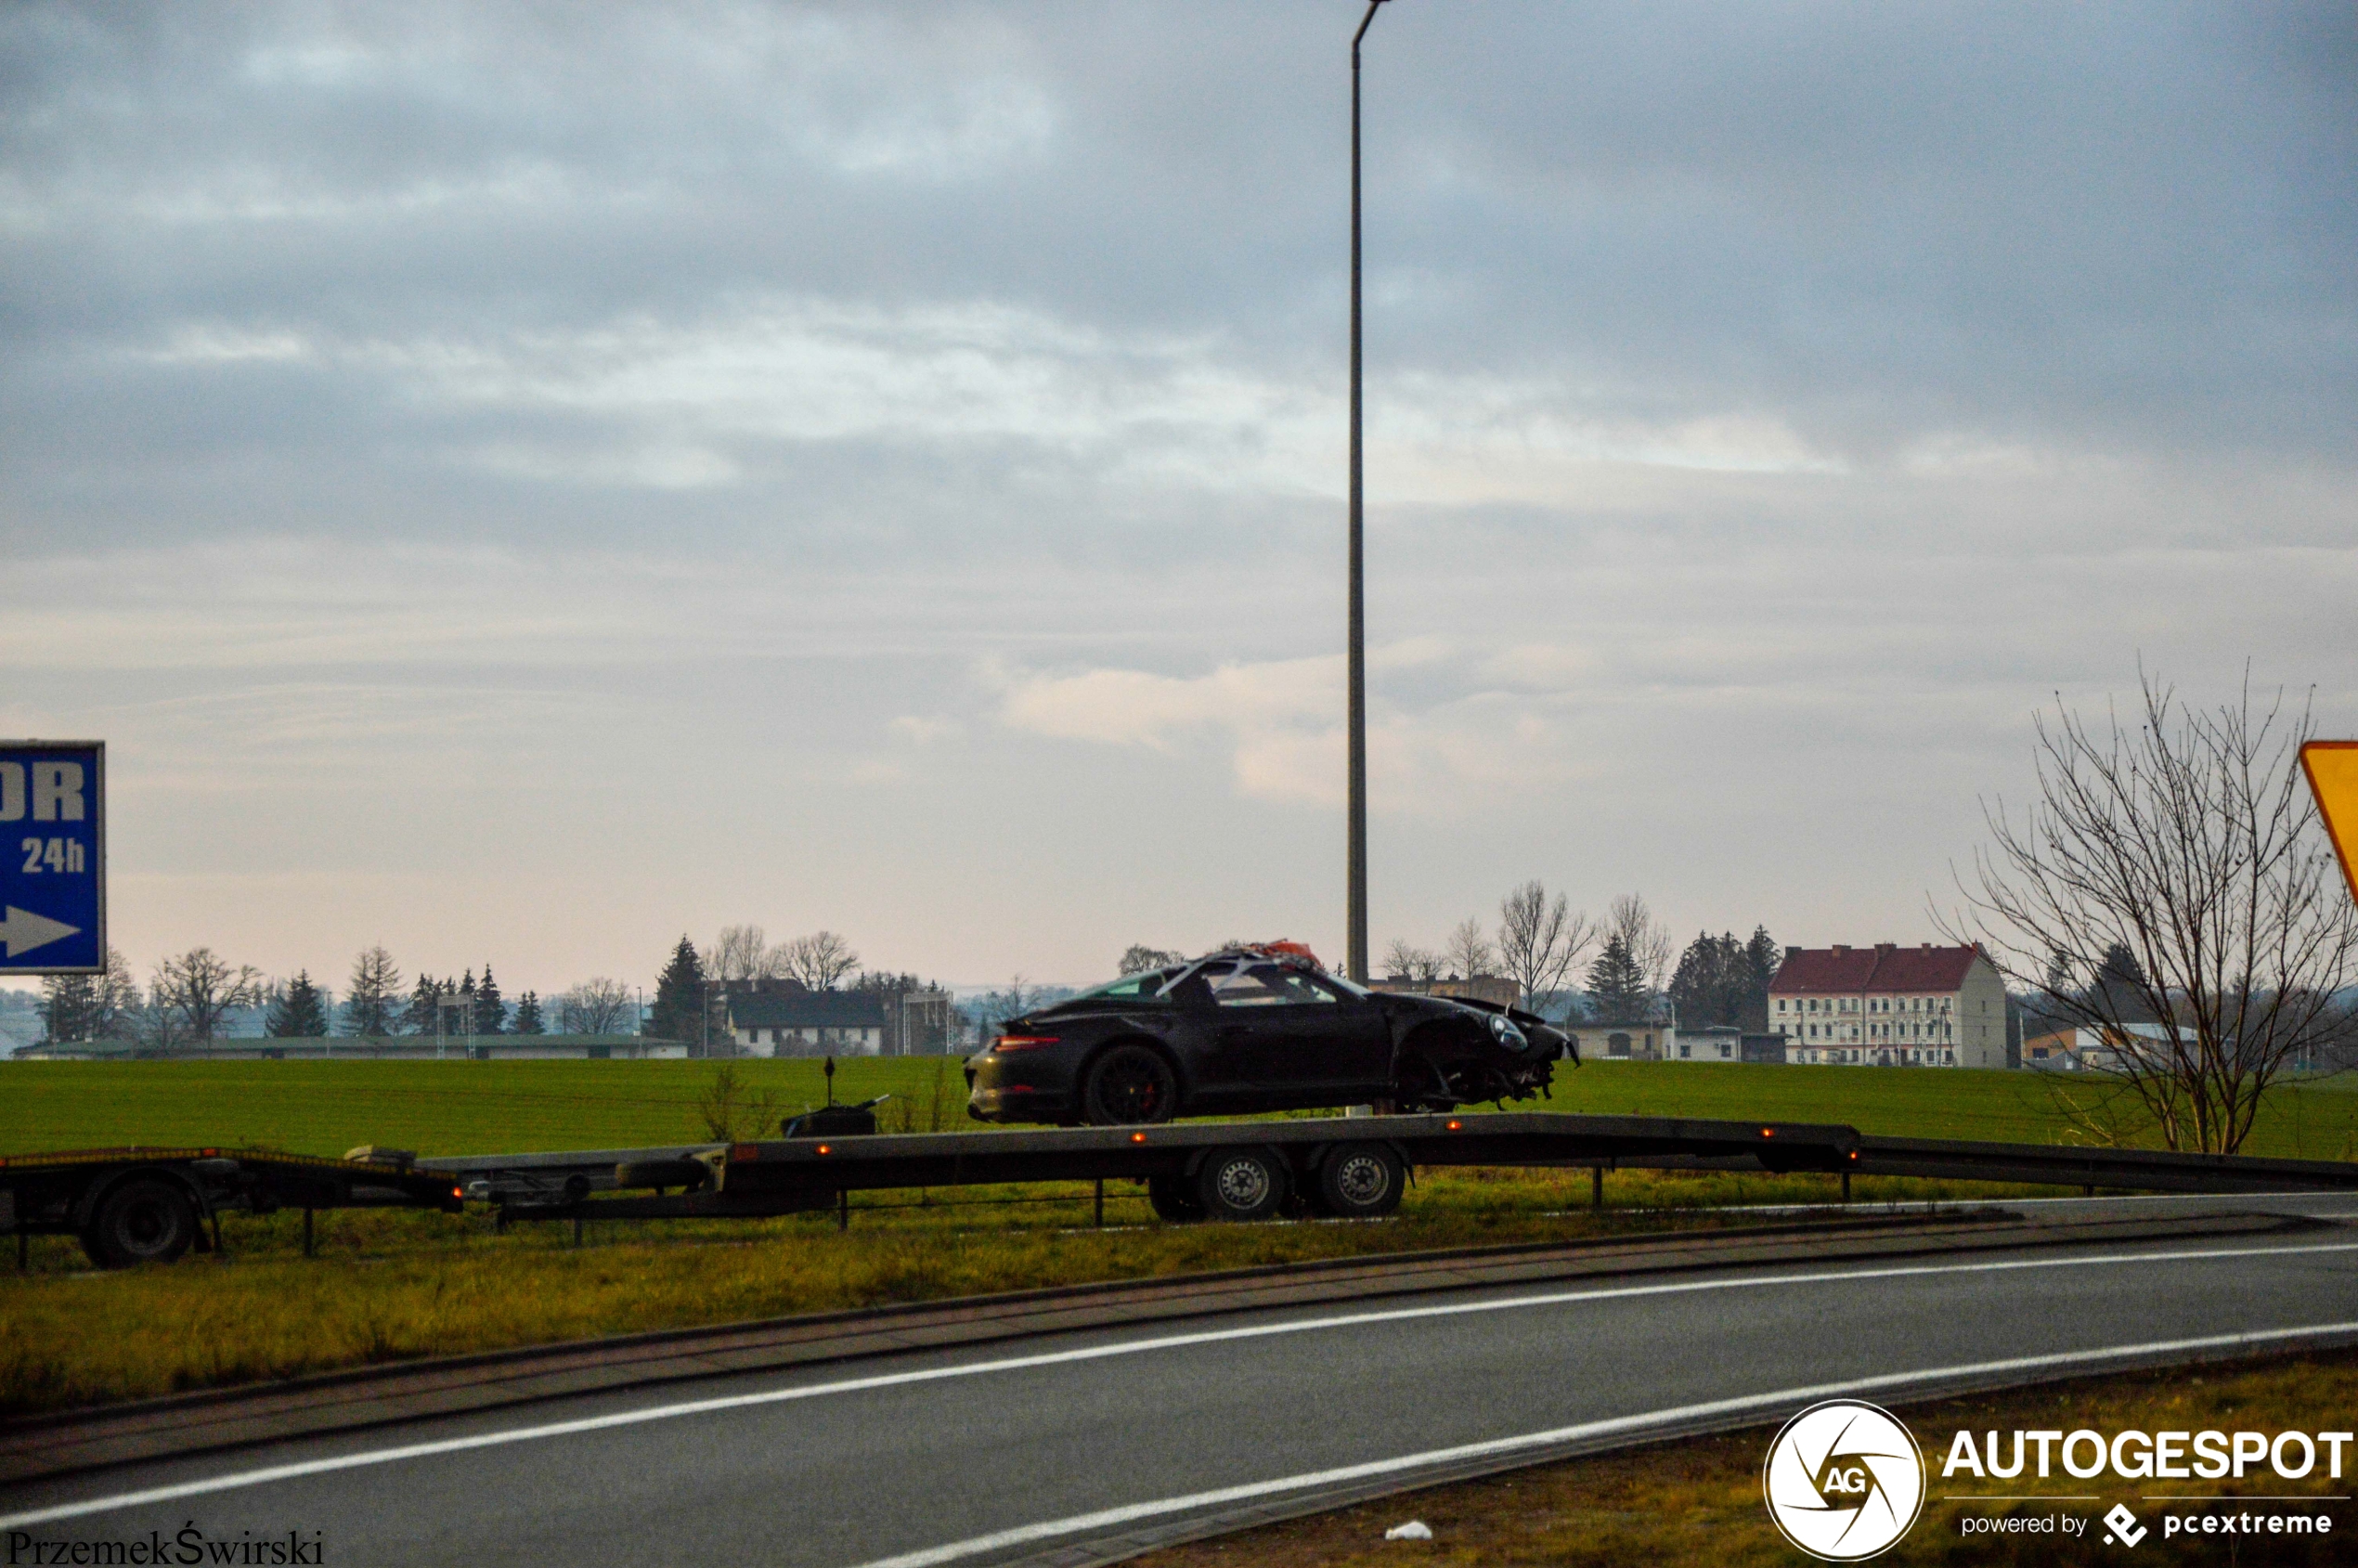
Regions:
[[1130, 1349, 2358, 1567], [0, 1165, 2038, 1418]]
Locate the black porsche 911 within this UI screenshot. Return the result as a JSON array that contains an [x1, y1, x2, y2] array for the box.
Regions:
[[965, 943, 1571, 1126]]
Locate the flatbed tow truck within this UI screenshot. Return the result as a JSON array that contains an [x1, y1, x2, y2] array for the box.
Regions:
[[12, 1110, 2358, 1266]]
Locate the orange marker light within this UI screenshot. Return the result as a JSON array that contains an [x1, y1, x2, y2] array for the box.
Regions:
[[1446, 1119, 1463, 1131], [1130, 1133, 1147, 1143], [1760, 1128, 1775, 1137], [817, 1144, 832, 1156], [731, 1144, 756, 1162]]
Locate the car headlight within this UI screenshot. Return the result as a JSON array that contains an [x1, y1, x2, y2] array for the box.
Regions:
[[1488, 1013, 1529, 1052]]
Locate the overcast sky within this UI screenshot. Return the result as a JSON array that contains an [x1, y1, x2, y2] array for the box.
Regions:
[[4, 1, 2353, 998]]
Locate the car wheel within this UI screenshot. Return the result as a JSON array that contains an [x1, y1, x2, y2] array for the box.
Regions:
[[1194, 1147, 1288, 1222], [1147, 1174, 1206, 1223], [85, 1178, 199, 1268], [1082, 1043, 1178, 1125], [1315, 1142, 1405, 1219]]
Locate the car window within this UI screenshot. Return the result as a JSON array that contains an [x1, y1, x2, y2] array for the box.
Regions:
[[1213, 964, 1336, 1007], [1068, 968, 1180, 1003]]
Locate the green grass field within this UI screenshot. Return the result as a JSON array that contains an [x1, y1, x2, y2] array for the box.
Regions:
[[2, 1055, 2352, 1159]]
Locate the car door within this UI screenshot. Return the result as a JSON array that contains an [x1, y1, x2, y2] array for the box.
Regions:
[[1211, 965, 1381, 1099]]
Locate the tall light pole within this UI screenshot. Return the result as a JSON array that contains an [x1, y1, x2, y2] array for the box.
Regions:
[[1346, 0, 1388, 983]]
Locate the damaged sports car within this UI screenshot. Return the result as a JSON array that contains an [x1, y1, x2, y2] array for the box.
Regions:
[[965, 943, 1572, 1125]]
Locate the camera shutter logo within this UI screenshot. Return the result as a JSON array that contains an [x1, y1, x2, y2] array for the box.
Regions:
[[1762, 1399, 1927, 1561]]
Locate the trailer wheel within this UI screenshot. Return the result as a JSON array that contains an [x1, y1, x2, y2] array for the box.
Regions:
[[1081, 1044, 1177, 1126], [84, 1179, 199, 1268], [1194, 1147, 1288, 1223], [1147, 1175, 1206, 1223], [1314, 1143, 1404, 1219]]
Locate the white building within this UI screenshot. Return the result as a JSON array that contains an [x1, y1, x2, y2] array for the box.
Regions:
[[1768, 943, 2008, 1069]]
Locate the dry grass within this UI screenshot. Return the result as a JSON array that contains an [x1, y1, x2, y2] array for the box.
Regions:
[[1134, 1351, 2358, 1567]]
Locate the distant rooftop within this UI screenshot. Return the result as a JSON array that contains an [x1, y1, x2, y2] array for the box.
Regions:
[[1769, 943, 1985, 994]]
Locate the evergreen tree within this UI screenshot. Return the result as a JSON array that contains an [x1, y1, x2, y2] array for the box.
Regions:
[[267, 970, 330, 1037], [1585, 933, 1651, 1022], [2088, 940, 2156, 1022], [648, 936, 707, 1049], [1743, 927, 1781, 1033], [1668, 932, 1741, 1029], [512, 991, 546, 1034], [475, 965, 506, 1034], [406, 972, 446, 1036], [342, 947, 405, 1038]]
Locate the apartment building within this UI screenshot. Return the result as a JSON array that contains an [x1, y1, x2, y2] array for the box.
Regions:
[[1768, 942, 2008, 1069]]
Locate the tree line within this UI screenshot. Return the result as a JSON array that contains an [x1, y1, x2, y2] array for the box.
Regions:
[[36, 943, 630, 1045]]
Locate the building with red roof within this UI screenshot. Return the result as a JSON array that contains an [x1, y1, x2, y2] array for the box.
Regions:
[[1768, 942, 2008, 1069]]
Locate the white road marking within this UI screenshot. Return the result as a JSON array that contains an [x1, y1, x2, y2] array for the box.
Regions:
[[848, 1320, 2358, 1568], [5, 1238, 2354, 1532]]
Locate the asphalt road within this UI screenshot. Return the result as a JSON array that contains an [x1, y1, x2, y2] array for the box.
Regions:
[[7, 1228, 2358, 1567]]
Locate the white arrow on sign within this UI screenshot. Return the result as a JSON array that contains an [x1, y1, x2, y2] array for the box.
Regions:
[[0, 906, 81, 959]]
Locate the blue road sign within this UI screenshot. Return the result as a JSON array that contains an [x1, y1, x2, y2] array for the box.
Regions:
[[0, 741, 105, 974]]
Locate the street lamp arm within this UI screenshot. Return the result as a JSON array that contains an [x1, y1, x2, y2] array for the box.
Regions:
[[1353, 0, 1387, 60]]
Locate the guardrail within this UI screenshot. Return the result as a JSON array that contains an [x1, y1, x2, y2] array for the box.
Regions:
[[1853, 1134, 2358, 1195]]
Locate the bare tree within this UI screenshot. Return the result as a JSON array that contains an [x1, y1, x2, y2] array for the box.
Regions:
[[1444, 916, 1496, 979], [1119, 944, 1186, 975], [781, 930, 861, 991], [558, 978, 637, 1034], [1496, 881, 1596, 1009], [1380, 938, 1442, 982], [39, 947, 137, 1043], [1941, 671, 2358, 1154], [707, 924, 771, 984], [1604, 894, 1674, 999], [695, 1061, 783, 1143], [149, 948, 263, 1044]]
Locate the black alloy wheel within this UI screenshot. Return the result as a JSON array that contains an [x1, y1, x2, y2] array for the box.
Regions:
[[1147, 1174, 1206, 1223], [1314, 1142, 1405, 1218], [85, 1177, 199, 1268], [1194, 1147, 1288, 1222], [1082, 1043, 1178, 1126]]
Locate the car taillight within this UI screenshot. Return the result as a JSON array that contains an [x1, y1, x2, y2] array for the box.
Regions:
[[993, 1034, 1060, 1053]]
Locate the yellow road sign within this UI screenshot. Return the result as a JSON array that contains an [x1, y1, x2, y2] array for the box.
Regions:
[[2303, 741, 2358, 907]]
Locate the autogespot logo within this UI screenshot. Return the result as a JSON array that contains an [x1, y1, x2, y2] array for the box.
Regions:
[[1763, 1400, 1928, 1561]]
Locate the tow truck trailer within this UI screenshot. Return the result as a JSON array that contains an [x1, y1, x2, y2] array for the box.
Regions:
[[0, 1147, 466, 1267], [14, 1110, 2358, 1266]]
